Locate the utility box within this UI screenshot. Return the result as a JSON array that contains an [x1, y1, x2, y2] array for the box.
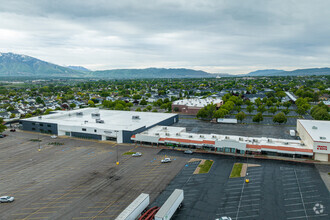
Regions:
[[290, 130, 296, 137]]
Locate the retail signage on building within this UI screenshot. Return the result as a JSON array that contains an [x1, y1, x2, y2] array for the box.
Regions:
[[317, 145, 327, 151]]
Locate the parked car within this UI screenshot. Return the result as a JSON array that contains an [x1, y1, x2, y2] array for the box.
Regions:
[[215, 217, 232, 220], [132, 152, 142, 157], [161, 158, 171, 163], [0, 134, 4, 138], [184, 150, 193, 154], [51, 135, 57, 139], [10, 129, 16, 132], [0, 196, 14, 203]]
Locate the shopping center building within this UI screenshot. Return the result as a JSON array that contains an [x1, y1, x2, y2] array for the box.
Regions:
[[19, 108, 179, 143], [132, 119, 330, 162]]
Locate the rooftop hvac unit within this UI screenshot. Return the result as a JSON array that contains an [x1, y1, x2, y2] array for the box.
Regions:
[[239, 137, 243, 141], [253, 139, 258, 142], [320, 136, 326, 140], [284, 142, 289, 145], [212, 135, 217, 139], [132, 115, 140, 120], [176, 133, 180, 136], [96, 119, 104, 124], [165, 133, 170, 136], [312, 126, 318, 129], [268, 139, 272, 142], [189, 135, 193, 138], [76, 112, 83, 116], [84, 120, 88, 124], [200, 135, 204, 138], [163, 127, 167, 130], [155, 133, 159, 136], [300, 143, 305, 146], [91, 113, 100, 119], [225, 136, 229, 139], [38, 116, 42, 119]]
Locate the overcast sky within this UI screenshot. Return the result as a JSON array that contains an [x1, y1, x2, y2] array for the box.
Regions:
[[0, 0, 329, 74]]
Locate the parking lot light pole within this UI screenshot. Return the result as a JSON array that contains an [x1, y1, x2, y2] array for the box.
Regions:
[[36, 122, 41, 151], [115, 130, 119, 165]]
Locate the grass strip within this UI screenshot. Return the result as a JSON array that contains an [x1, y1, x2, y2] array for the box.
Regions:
[[230, 163, 243, 178], [123, 151, 135, 155], [198, 160, 214, 174]]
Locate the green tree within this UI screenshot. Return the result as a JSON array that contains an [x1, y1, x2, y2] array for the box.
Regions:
[[88, 100, 95, 107], [0, 124, 6, 133], [152, 109, 158, 112], [25, 113, 32, 118], [246, 105, 255, 114], [132, 94, 141, 100], [282, 108, 290, 115], [283, 101, 292, 109], [273, 112, 287, 124], [36, 96, 44, 104], [197, 108, 208, 119], [213, 109, 229, 119], [10, 113, 16, 118], [136, 107, 141, 112], [235, 111, 246, 122], [140, 99, 147, 105], [311, 108, 330, 120], [269, 106, 278, 115], [7, 106, 14, 111], [146, 105, 152, 111], [114, 103, 124, 110], [257, 105, 266, 113], [266, 100, 273, 108], [253, 113, 263, 123], [70, 103, 76, 109]]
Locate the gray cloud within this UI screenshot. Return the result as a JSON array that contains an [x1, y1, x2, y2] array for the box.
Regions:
[[0, 0, 329, 74]]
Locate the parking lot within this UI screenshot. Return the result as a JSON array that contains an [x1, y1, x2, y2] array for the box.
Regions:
[[0, 131, 188, 219], [151, 150, 329, 220], [177, 116, 297, 139]]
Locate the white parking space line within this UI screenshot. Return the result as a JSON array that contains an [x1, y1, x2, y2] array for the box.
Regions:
[[241, 198, 260, 202], [286, 209, 305, 213], [240, 203, 260, 207], [283, 183, 298, 186], [237, 214, 260, 219], [285, 197, 301, 200], [235, 179, 246, 220], [293, 169, 308, 219], [226, 194, 261, 199]]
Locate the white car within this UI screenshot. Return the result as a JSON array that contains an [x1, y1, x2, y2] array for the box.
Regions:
[[0, 196, 14, 203], [132, 152, 142, 157], [51, 135, 57, 139], [216, 217, 232, 220], [184, 150, 193, 154], [161, 158, 171, 163]]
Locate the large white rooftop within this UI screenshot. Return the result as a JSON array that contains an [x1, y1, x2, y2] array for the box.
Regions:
[[21, 108, 178, 131], [172, 98, 222, 108], [298, 119, 330, 142], [138, 126, 311, 152]]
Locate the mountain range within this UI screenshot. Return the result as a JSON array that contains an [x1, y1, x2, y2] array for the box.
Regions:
[[0, 52, 329, 78]]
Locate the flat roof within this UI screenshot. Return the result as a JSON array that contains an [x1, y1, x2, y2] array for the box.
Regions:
[[172, 98, 222, 108], [298, 119, 330, 142], [21, 108, 178, 131], [133, 126, 312, 154]]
